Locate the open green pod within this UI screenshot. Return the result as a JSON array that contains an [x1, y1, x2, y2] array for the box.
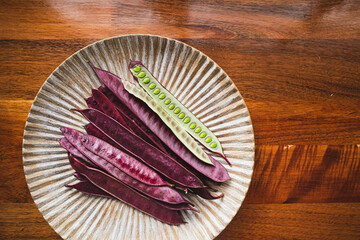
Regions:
[[122, 80, 213, 166], [129, 61, 230, 165]]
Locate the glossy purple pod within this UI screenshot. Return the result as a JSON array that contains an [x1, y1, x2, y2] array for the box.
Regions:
[[68, 155, 184, 225], [59, 137, 95, 167], [66, 180, 115, 199], [68, 177, 197, 212], [85, 96, 101, 111], [74, 109, 203, 188], [91, 89, 129, 129], [99, 86, 168, 153], [81, 133, 170, 187], [62, 127, 191, 204], [90, 65, 230, 183]]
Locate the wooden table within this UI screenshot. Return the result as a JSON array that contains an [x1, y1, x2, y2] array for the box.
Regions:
[[1, 0, 359, 239]]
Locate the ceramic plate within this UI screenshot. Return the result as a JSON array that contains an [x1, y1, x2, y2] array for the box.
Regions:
[[22, 34, 254, 240]]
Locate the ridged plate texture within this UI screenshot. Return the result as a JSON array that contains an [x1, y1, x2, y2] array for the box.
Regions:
[[22, 35, 255, 240]]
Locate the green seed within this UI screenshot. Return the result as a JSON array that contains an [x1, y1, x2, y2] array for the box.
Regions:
[[149, 83, 156, 89], [184, 117, 190, 123], [169, 104, 175, 110], [200, 132, 207, 138], [143, 78, 150, 84], [159, 93, 166, 99], [195, 127, 201, 133], [174, 108, 180, 114], [138, 72, 146, 78], [190, 123, 196, 129], [178, 113, 185, 119], [205, 137, 212, 143], [134, 66, 141, 72], [153, 89, 160, 95], [210, 142, 217, 148], [164, 99, 171, 105]]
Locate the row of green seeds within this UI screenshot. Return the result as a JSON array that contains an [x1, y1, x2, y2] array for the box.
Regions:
[[133, 65, 217, 148]]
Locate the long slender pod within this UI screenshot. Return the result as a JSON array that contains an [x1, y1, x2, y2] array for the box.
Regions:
[[67, 178, 197, 211], [59, 137, 95, 167], [66, 180, 115, 199], [91, 89, 129, 128], [90, 64, 212, 165], [122, 81, 230, 182], [129, 61, 230, 165], [62, 128, 191, 204], [68, 156, 184, 225], [85, 96, 101, 111], [74, 109, 204, 188], [61, 127, 168, 187], [82, 133, 170, 187], [99, 86, 168, 153], [90, 65, 230, 182]]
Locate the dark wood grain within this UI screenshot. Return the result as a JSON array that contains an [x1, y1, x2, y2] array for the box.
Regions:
[[1, 39, 359, 145], [245, 145, 360, 204], [0, 100, 33, 203], [216, 203, 360, 240], [0, 203, 62, 240], [1, 203, 359, 240], [0, 0, 359, 239], [1, 98, 358, 204], [1, 0, 359, 40]]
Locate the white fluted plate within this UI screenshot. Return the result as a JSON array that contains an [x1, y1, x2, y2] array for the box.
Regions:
[[22, 35, 254, 240]]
